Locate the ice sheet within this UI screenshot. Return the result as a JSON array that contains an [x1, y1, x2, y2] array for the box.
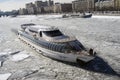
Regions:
[[0, 73, 11, 80], [10, 51, 30, 62]]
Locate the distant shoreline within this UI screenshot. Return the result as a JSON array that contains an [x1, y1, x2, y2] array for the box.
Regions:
[[93, 11, 120, 16], [1, 11, 120, 17], [93, 13, 120, 16]]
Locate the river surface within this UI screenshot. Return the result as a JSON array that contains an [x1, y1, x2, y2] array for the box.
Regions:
[[0, 15, 120, 80]]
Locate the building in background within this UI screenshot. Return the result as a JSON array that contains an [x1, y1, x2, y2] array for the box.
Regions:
[[34, 1, 46, 13], [47, 0, 54, 6], [95, 0, 114, 11], [35, 0, 47, 7], [54, 3, 72, 13], [25, 0, 54, 14], [72, 0, 95, 12], [114, 0, 120, 10], [44, 0, 54, 13], [19, 8, 28, 15], [44, 6, 54, 13], [26, 2, 36, 14]]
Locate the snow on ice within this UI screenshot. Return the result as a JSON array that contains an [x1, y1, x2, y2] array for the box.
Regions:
[[0, 52, 8, 56], [0, 61, 2, 67], [0, 73, 11, 80], [10, 51, 30, 62], [92, 15, 120, 19]]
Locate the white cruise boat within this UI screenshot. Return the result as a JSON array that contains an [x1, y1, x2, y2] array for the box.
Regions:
[[18, 23, 95, 64], [62, 13, 92, 18]]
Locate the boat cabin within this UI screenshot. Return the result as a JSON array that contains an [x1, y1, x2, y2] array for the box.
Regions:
[[20, 24, 86, 53], [22, 24, 65, 41]]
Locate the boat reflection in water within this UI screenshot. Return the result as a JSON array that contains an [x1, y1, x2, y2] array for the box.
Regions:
[[18, 24, 95, 64]]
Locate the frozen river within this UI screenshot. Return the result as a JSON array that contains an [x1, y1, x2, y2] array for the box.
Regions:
[[0, 15, 120, 80]]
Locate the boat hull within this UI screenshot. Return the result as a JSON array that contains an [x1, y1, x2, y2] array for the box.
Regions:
[[62, 14, 92, 18], [18, 31, 94, 63], [82, 14, 92, 18]]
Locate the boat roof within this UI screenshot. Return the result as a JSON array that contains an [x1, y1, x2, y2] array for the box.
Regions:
[[21, 23, 59, 32], [28, 25, 59, 32], [21, 23, 35, 26]]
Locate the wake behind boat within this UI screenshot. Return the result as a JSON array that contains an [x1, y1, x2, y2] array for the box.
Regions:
[[18, 24, 95, 64]]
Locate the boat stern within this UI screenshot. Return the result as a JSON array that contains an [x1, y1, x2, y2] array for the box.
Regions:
[[76, 55, 95, 65]]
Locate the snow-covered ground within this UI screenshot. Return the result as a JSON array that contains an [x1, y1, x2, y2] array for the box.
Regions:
[[0, 15, 120, 80]]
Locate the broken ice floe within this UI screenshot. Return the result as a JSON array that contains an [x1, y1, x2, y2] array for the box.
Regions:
[[14, 38, 19, 42], [0, 51, 17, 67], [0, 61, 2, 67], [0, 52, 9, 56], [0, 52, 9, 67], [3, 49, 11, 52], [0, 53, 8, 61], [0, 73, 11, 80], [10, 51, 30, 62], [0, 49, 20, 56], [8, 50, 21, 55], [0, 50, 22, 58], [8, 69, 38, 80], [0, 61, 4, 67], [0, 50, 30, 65], [5, 41, 11, 43]]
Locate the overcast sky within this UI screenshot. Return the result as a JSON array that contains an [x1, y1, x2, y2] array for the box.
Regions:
[[0, 0, 73, 11]]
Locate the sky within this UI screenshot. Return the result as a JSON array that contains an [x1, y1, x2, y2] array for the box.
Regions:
[[0, 0, 73, 11]]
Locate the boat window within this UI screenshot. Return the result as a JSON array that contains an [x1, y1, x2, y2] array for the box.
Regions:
[[43, 30, 63, 37], [63, 40, 85, 52], [21, 23, 35, 26], [29, 29, 38, 33]]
